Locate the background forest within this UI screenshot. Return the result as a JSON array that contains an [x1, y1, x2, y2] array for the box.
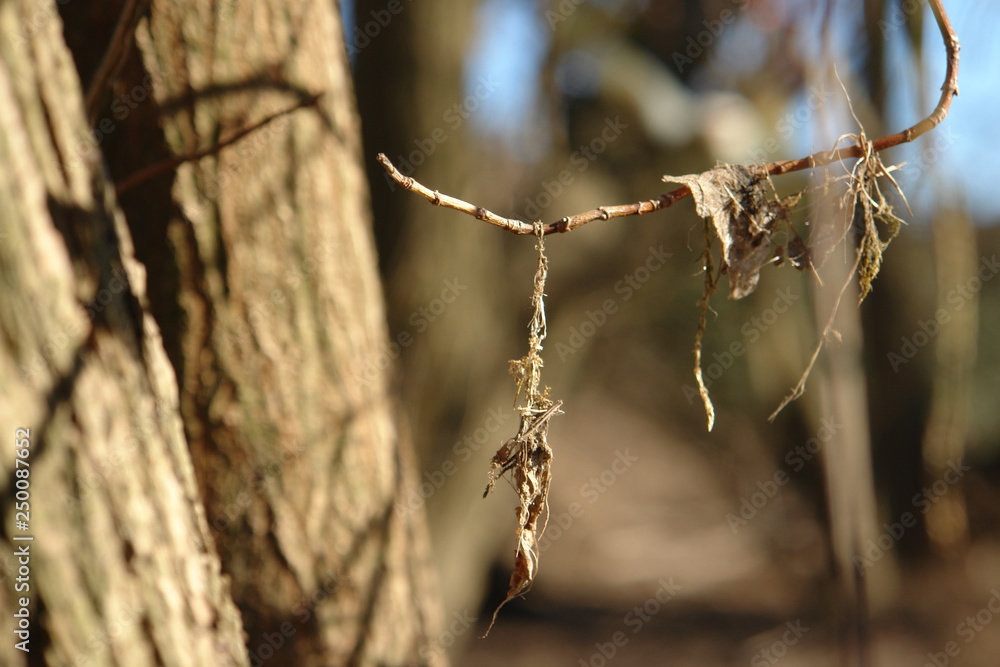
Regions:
[[353, 0, 1000, 664]]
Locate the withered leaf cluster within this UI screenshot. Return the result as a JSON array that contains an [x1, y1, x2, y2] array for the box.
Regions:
[[665, 148, 904, 428], [481, 396, 561, 636], [664, 164, 808, 300], [481, 228, 563, 636]]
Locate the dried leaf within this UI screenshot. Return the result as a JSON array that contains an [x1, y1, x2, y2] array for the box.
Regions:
[[482, 226, 563, 637], [772, 123, 908, 419], [481, 401, 559, 636], [854, 152, 904, 304], [664, 165, 780, 299]]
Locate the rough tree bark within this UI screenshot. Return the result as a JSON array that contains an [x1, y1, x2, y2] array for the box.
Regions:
[[127, 0, 444, 664], [0, 2, 247, 665], [2, 0, 443, 665]]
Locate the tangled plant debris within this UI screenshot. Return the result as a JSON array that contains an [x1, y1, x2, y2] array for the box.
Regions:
[[376, 0, 957, 630], [481, 225, 562, 637], [664, 165, 786, 301], [664, 164, 807, 429]]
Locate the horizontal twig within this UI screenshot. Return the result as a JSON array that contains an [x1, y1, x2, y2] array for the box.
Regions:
[[378, 0, 958, 236], [377, 151, 691, 235], [376, 153, 533, 233]]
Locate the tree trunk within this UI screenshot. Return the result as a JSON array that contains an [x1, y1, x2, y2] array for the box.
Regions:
[[2, 0, 443, 665], [0, 2, 247, 665], [127, 1, 444, 664]]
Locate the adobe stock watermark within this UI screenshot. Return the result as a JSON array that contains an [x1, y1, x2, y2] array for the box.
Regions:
[[68, 72, 162, 170], [382, 75, 501, 190], [9, 0, 71, 45], [202, 106, 301, 199], [750, 620, 810, 666], [545, 0, 584, 29], [418, 609, 476, 662], [518, 116, 629, 220], [682, 286, 800, 405], [671, 0, 750, 73], [744, 83, 836, 164], [888, 253, 998, 372], [726, 417, 843, 533], [356, 277, 468, 387], [397, 406, 510, 517], [578, 578, 682, 666], [348, 0, 414, 57], [878, 0, 923, 37], [223, 240, 340, 347], [853, 459, 971, 575], [896, 125, 959, 182], [210, 450, 304, 533], [555, 245, 671, 362], [537, 449, 639, 554], [59, 398, 176, 512], [69, 601, 144, 666], [923, 588, 1000, 667]]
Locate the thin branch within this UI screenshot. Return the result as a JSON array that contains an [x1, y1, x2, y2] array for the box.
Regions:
[[378, 0, 958, 236], [693, 221, 719, 431], [85, 0, 152, 124], [376, 153, 533, 234], [115, 94, 322, 195], [767, 0, 958, 177], [377, 151, 690, 235]]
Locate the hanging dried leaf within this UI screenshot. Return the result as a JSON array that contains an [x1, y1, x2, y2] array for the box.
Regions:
[[482, 225, 563, 637], [664, 164, 782, 299], [771, 126, 907, 419], [481, 399, 560, 633], [849, 139, 906, 304]]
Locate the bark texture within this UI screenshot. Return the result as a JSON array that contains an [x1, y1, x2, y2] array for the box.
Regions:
[[127, 1, 443, 664], [0, 2, 248, 665], [2, 0, 442, 665]]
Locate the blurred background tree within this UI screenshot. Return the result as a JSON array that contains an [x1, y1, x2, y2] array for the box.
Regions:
[[353, 0, 1000, 665]]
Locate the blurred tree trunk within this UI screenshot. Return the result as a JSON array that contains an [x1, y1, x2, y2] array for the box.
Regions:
[[2, 0, 444, 665], [354, 0, 519, 628]]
